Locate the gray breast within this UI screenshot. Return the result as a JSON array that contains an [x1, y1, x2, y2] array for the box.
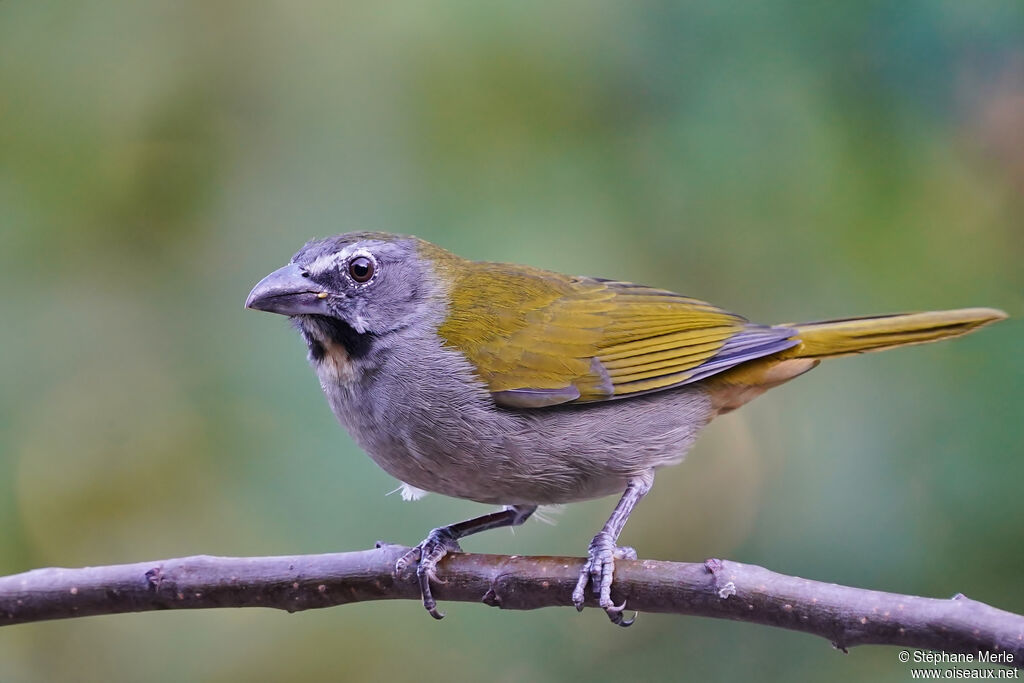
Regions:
[[317, 331, 714, 506]]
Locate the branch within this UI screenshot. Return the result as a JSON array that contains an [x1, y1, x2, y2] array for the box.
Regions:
[[1, 545, 1021, 667]]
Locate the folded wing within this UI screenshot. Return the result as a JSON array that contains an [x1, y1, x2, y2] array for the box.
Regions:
[[437, 262, 798, 408]]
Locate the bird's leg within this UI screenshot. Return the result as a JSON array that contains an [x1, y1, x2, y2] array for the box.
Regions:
[[572, 473, 653, 626], [396, 504, 537, 619]]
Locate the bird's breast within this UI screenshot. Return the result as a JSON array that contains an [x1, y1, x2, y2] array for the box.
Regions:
[[311, 331, 716, 506]]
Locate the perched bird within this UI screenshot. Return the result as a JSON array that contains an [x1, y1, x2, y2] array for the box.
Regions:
[[245, 232, 1006, 625]]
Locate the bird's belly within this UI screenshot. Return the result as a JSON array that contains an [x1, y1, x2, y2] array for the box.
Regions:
[[366, 449, 632, 506], [335, 383, 715, 506]]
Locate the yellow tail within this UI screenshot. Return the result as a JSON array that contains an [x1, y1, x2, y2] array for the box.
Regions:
[[785, 307, 1008, 359], [707, 307, 1006, 414]]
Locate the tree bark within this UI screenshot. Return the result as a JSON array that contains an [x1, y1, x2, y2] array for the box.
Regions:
[[1, 545, 1021, 668]]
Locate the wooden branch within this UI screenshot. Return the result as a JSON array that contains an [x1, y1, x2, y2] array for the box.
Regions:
[[1, 545, 1021, 667]]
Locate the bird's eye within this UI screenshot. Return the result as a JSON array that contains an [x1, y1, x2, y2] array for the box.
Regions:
[[348, 255, 375, 283]]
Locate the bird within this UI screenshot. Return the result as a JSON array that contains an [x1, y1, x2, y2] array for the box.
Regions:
[[245, 231, 1007, 626]]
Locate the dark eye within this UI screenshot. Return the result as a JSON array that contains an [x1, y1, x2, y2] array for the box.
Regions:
[[348, 255, 374, 283]]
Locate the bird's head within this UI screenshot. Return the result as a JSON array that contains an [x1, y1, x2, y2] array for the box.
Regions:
[[245, 232, 447, 360]]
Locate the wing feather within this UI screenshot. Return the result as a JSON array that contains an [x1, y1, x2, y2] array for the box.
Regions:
[[434, 261, 797, 408]]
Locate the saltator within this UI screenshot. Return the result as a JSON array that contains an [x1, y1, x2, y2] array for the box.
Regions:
[[246, 232, 1006, 625]]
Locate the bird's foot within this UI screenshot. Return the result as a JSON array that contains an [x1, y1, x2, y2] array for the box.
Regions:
[[571, 531, 639, 626], [395, 527, 464, 620]]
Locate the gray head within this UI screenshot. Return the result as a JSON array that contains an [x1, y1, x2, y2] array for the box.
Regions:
[[245, 232, 440, 361]]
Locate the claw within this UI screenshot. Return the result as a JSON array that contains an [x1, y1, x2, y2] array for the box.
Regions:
[[394, 506, 539, 621], [397, 527, 463, 619], [418, 567, 446, 620], [573, 532, 640, 625], [571, 476, 651, 625], [603, 599, 638, 627], [572, 556, 593, 610]]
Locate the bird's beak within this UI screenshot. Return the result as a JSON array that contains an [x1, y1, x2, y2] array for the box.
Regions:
[[245, 263, 331, 316]]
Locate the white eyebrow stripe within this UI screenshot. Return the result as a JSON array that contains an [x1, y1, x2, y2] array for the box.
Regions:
[[308, 245, 355, 275]]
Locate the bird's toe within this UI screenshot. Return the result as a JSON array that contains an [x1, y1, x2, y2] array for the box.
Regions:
[[398, 527, 464, 619]]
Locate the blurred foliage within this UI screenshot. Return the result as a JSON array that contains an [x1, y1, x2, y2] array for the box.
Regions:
[[1, 1, 1022, 681]]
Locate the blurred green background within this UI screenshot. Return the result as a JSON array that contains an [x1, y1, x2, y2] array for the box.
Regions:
[[2, 2, 1022, 681]]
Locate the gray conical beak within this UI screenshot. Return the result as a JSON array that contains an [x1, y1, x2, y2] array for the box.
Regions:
[[245, 263, 330, 316]]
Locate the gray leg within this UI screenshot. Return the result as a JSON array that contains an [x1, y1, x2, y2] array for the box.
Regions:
[[572, 473, 653, 626], [396, 504, 537, 619]]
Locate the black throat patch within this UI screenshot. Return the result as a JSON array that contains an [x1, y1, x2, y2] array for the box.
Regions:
[[295, 315, 374, 363]]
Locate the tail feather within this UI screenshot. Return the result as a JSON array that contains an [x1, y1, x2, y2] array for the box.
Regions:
[[785, 307, 1007, 359], [707, 306, 1006, 414]]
